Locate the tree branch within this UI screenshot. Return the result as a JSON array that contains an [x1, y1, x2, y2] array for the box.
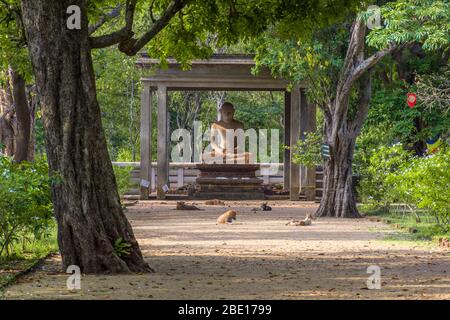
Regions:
[[89, 0, 187, 55], [89, 0, 138, 49], [334, 19, 366, 110], [88, 5, 123, 35], [340, 20, 366, 83], [118, 0, 188, 56], [350, 43, 399, 85]]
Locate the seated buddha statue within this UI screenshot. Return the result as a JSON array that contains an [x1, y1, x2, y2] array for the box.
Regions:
[[203, 102, 254, 164]]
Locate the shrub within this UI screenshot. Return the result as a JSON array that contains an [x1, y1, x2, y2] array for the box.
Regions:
[[358, 144, 412, 209], [359, 144, 450, 230], [388, 147, 450, 229], [116, 148, 137, 162], [291, 131, 323, 168], [113, 165, 132, 199], [0, 156, 55, 257]]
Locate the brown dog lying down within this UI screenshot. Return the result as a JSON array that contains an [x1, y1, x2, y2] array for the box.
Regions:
[[217, 210, 237, 224], [205, 199, 226, 206], [286, 214, 313, 226], [176, 201, 202, 210]]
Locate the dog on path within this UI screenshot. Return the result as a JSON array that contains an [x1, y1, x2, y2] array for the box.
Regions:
[[286, 214, 314, 226], [176, 201, 201, 211], [252, 202, 272, 212], [205, 199, 226, 206], [217, 210, 237, 224]]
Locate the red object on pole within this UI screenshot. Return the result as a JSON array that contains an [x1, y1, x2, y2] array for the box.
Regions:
[[407, 93, 417, 108]]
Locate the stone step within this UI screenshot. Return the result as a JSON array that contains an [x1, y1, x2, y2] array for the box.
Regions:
[[125, 166, 325, 200], [130, 169, 324, 175], [123, 194, 140, 201], [193, 192, 265, 200], [127, 188, 140, 195], [196, 177, 263, 185]]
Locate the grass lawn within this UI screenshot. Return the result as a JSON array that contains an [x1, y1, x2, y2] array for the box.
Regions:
[[0, 230, 58, 296], [359, 204, 450, 243]]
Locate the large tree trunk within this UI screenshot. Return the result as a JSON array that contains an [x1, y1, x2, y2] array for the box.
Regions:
[[9, 68, 31, 163], [314, 19, 396, 218], [315, 73, 372, 219], [316, 123, 360, 218], [21, 0, 151, 273]]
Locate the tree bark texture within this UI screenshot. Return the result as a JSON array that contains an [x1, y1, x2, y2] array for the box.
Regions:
[[26, 84, 37, 161], [9, 68, 31, 162], [0, 80, 16, 156], [21, 0, 151, 273]]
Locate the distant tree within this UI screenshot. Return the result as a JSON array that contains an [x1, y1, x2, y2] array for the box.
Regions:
[[256, 0, 449, 217], [0, 0, 36, 162]]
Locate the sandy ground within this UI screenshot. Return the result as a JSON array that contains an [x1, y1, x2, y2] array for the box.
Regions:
[[2, 200, 449, 300]]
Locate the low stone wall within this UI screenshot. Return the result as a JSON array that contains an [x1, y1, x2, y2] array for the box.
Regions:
[[112, 162, 285, 192], [112, 162, 323, 200]]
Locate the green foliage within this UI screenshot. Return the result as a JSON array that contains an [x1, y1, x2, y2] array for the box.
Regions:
[[254, 25, 349, 107], [0, 0, 32, 79], [93, 48, 142, 161], [354, 124, 393, 176], [366, 0, 450, 51], [230, 91, 285, 162], [388, 146, 450, 228], [85, 0, 362, 69], [358, 144, 412, 208], [116, 148, 136, 162], [291, 131, 323, 168], [0, 156, 55, 258], [255, 0, 449, 107], [113, 165, 132, 199], [0, 232, 57, 292], [228, 91, 284, 132], [357, 66, 450, 157], [361, 206, 449, 242], [359, 145, 450, 230], [113, 237, 132, 257], [366, 85, 410, 139], [88, 0, 362, 162], [415, 69, 450, 115], [129, 0, 362, 67]]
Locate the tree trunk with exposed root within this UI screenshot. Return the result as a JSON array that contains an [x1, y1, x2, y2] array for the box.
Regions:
[[315, 19, 398, 218], [21, 0, 151, 273]]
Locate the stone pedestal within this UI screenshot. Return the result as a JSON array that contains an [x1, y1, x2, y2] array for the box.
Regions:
[[194, 164, 265, 200]]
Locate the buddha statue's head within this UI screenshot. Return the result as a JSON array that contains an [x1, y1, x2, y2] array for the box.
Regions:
[[220, 102, 235, 123]]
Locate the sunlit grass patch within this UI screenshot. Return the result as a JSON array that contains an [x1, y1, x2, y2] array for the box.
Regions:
[[0, 228, 58, 295], [360, 204, 450, 244]]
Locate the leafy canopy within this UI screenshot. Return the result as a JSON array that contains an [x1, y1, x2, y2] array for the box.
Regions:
[[254, 0, 449, 106], [366, 0, 450, 51]]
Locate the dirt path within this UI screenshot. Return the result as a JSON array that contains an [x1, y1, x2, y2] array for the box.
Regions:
[[3, 201, 449, 300]]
